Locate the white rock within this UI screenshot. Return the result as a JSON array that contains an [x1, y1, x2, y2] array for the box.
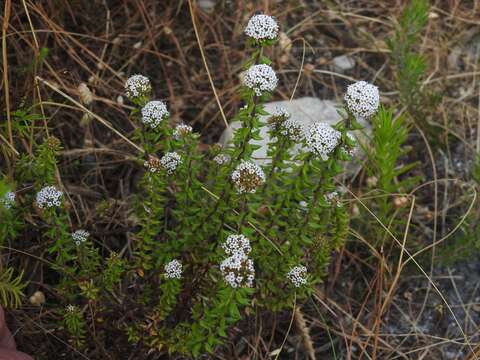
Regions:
[[332, 55, 355, 72], [220, 97, 369, 172], [198, 0, 216, 13]]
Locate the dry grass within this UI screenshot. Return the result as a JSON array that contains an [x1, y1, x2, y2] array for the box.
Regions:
[[2, 0, 480, 358]]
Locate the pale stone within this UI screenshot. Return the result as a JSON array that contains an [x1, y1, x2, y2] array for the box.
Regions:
[[332, 55, 355, 72], [220, 97, 369, 174], [198, 0, 216, 13]]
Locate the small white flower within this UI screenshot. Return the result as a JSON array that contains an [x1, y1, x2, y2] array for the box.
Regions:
[[231, 161, 266, 194], [287, 265, 308, 287], [243, 64, 278, 96], [245, 14, 279, 41], [0, 191, 15, 209], [220, 252, 255, 288], [305, 123, 341, 160], [160, 152, 182, 174], [36, 186, 63, 209], [125, 74, 151, 100], [72, 230, 89, 246], [66, 304, 76, 313], [272, 106, 289, 118], [164, 259, 182, 279], [213, 153, 230, 165], [173, 124, 193, 139], [280, 118, 304, 141], [141, 100, 169, 128], [344, 81, 379, 120], [324, 191, 342, 207], [222, 234, 251, 256], [268, 107, 303, 141]]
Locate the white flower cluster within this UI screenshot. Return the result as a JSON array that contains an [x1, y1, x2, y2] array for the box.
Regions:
[[125, 74, 151, 100], [222, 234, 252, 256], [344, 81, 379, 120], [164, 259, 182, 279], [173, 124, 193, 139], [72, 229, 90, 246], [243, 64, 278, 96], [324, 191, 341, 207], [160, 152, 182, 174], [268, 107, 303, 142], [272, 106, 289, 119], [220, 253, 255, 288], [244, 14, 279, 41], [287, 265, 308, 287], [36, 186, 63, 209], [305, 123, 341, 160], [231, 160, 266, 194], [213, 153, 230, 165], [0, 191, 15, 209], [280, 118, 304, 142], [220, 234, 254, 288], [141, 100, 169, 129]]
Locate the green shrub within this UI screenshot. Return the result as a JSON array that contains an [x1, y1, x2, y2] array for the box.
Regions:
[[0, 13, 385, 357]]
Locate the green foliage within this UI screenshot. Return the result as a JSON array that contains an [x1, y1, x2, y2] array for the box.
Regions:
[[63, 305, 87, 348], [123, 30, 358, 355], [0, 14, 375, 358], [387, 0, 429, 115], [368, 107, 417, 194], [362, 107, 418, 248], [473, 152, 480, 185], [0, 268, 26, 308], [0, 180, 22, 246]]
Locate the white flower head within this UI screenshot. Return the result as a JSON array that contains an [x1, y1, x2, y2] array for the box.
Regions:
[[268, 107, 302, 140], [324, 191, 342, 207], [287, 265, 308, 287], [36, 186, 63, 209], [141, 100, 169, 129], [173, 124, 193, 139], [222, 234, 251, 256], [245, 14, 279, 42], [305, 123, 341, 160], [280, 118, 304, 142], [243, 64, 278, 96], [231, 161, 266, 194], [66, 304, 77, 313], [272, 106, 289, 119], [72, 230, 90, 246], [164, 259, 182, 279], [220, 253, 255, 288], [125, 74, 151, 100], [213, 153, 230, 165], [0, 191, 15, 209], [344, 81, 379, 120], [160, 152, 182, 174]]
